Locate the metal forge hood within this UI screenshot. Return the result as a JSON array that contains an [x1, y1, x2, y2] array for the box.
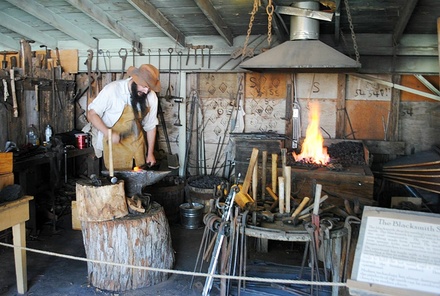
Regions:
[[240, 1, 360, 73], [240, 39, 360, 72]]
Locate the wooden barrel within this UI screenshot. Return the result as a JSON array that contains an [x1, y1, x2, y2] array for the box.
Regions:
[[80, 202, 174, 291]]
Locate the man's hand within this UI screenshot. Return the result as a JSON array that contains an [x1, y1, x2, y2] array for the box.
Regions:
[[145, 154, 156, 167]]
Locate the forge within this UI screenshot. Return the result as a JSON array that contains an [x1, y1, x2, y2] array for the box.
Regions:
[[287, 139, 375, 207]]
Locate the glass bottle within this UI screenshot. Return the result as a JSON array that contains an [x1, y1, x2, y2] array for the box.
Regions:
[[27, 124, 40, 146]]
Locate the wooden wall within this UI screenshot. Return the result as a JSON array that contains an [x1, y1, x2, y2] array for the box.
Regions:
[[0, 68, 76, 148]]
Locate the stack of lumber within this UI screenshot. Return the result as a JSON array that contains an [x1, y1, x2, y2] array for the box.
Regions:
[[378, 147, 440, 194]]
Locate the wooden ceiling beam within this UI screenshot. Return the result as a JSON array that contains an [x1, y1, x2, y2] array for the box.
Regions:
[[128, 0, 186, 47], [193, 0, 234, 46], [0, 11, 57, 49], [67, 0, 140, 47], [0, 32, 19, 50], [6, 0, 96, 48], [392, 0, 418, 46]]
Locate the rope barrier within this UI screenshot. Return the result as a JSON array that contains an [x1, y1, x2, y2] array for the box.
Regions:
[[0, 241, 347, 287]]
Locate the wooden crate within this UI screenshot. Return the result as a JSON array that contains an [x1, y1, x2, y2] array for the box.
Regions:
[[0, 152, 13, 175], [0, 173, 14, 190]]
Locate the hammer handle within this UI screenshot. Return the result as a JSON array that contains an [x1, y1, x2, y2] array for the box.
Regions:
[[291, 197, 310, 218], [108, 128, 114, 177]]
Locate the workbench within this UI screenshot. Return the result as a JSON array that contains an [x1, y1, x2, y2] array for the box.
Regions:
[[242, 221, 347, 296], [13, 146, 96, 234], [0, 195, 33, 294]]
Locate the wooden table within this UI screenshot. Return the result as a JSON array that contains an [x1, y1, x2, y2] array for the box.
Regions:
[[0, 196, 33, 294]]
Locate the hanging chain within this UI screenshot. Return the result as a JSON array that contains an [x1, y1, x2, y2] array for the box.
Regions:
[[266, 0, 274, 46], [242, 0, 260, 57], [344, 0, 360, 64]]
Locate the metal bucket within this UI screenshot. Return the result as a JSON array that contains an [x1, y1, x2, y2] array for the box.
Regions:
[[179, 203, 204, 229]]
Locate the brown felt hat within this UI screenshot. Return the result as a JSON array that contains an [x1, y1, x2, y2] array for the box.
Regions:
[[127, 64, 161, 92]]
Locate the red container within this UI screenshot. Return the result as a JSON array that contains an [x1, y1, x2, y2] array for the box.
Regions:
[[75, 133, 89, 149]]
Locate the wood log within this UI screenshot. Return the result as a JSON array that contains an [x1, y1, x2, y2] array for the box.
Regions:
[[81, 202, 174, 291], [76, 180, 128, 222]]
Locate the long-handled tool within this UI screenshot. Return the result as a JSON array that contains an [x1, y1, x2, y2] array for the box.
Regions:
[[202, 186, 238, 296], [282, 196, 310, 225], [118, 48, 127, 78], [157, 99, 179, 169], [165, 48, 173, 100], [9, 69, 18, 117], [107, 129, 118, 184]]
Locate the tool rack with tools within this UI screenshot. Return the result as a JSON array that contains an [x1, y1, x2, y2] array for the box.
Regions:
[[190, 147, 360, 296]]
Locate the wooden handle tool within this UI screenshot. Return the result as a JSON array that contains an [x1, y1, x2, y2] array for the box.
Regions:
[[283, 196, 310, 225]]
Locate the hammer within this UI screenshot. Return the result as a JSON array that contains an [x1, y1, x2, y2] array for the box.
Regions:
[[107, 129, 118, 184], [282, 196, 310, 226]]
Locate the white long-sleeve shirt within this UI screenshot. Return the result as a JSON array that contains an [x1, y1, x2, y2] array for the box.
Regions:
[[88, 78, 159, 150]]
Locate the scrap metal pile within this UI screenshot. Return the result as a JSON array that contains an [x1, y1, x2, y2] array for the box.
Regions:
[[192, 148, 362, 295]]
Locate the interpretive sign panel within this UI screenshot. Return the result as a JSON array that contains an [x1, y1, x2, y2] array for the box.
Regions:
[[349, 206, 440, 295]]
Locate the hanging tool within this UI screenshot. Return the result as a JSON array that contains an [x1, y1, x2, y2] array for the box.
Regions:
[[200, 45, 206, 67], [118, 48, 127, 78], [292, 74, 301, 149], [85, 49, 94, 97], [39, 45, 49, 69], [9, 69, 18, 117], [157, 99, 179, 169], [185, 44, 192, 65], [100, 49, 107, 72], [193, 45, 199, 65], [165, 48, 173, 100], [106, 50, 111, 70], [206, 45, 213, 69], [2, 79, 9, 101], [34, 84, 39, 112], [55, 47, 61, 68], [174, 98, 183, 126], [158, 48, 161, 71], [93, 37, 100, 71]]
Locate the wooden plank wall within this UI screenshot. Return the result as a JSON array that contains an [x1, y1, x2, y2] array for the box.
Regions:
[[0, 69, 76, 148]]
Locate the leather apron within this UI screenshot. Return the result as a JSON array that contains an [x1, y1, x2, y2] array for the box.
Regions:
[[103, 105, 146, 170]]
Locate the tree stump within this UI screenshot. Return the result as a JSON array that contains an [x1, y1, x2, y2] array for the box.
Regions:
[[80, 202, 175, 291]]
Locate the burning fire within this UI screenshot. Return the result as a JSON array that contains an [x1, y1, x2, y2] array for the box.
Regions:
[[133, 166, 142, 172], [292, 103, 330, 165]]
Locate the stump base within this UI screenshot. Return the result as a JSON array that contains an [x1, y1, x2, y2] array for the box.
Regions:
[[81, 202, 174, 291]]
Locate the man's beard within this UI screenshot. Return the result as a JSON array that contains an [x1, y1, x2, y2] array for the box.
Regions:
[[130, 81, 148, 118]]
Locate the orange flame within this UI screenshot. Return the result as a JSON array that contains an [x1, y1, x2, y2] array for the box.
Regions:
[[292, 103, 330, 165], [133, 166, 141, 172]]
